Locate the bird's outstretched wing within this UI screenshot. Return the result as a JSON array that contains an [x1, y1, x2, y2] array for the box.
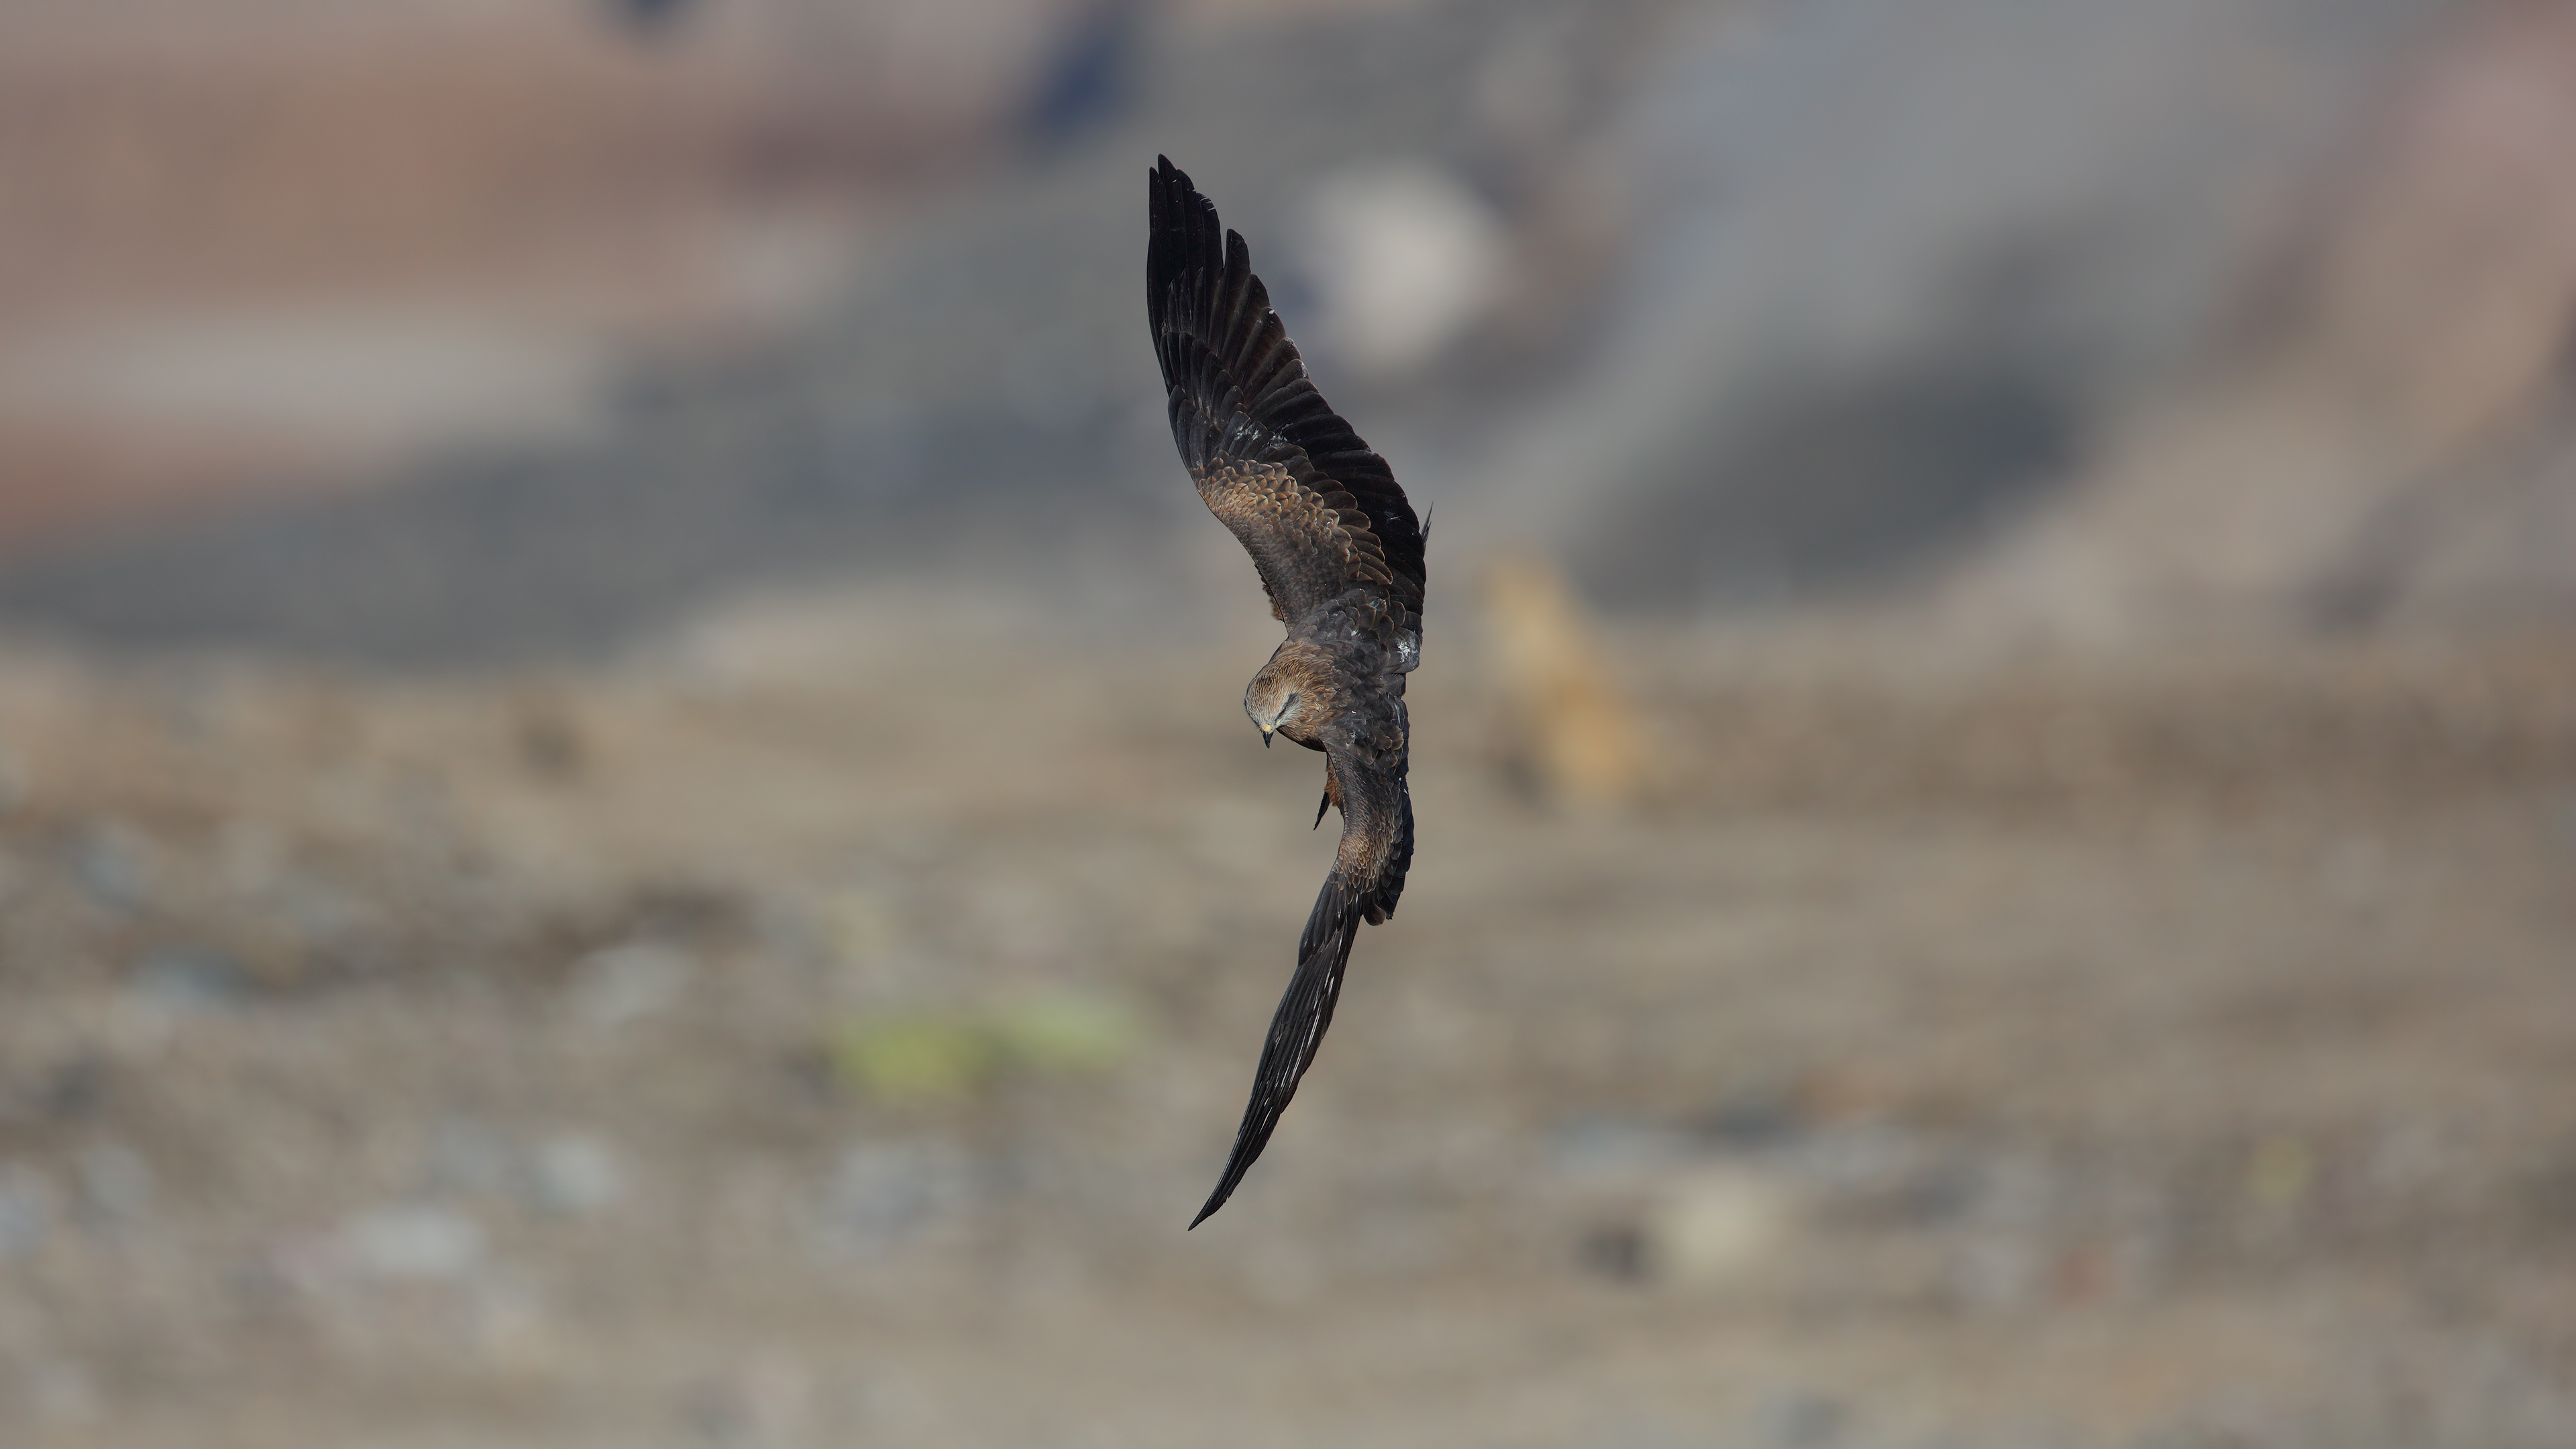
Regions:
[[1148, 156, 1426, 627], [1189, 745, 1414, 1228]]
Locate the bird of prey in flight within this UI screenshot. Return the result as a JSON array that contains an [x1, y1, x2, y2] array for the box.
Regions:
[[1148, 157, 1427, 1228]]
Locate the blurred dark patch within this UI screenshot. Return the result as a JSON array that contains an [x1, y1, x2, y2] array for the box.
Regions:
[[128, 945, 258, 1013], [513, 694, 589, 781], [517, 715, 586, 780], [2527, 1146, 2576, 1237], [1566, 205, 2116, 611], [16, 1052, 109, 1125], [0, 410, 1155, 665], [1576, 1221, 1647, 1280], [1756, 1392, 1849, 1449], [1579, 350, 2080, 611], [610, 0, 697, 39], [1023, 0, 1144, 148], [1696, 1077, 1805, 1148]]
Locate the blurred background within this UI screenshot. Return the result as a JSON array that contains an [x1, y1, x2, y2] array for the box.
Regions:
[[1, 0, 2572, 1444]]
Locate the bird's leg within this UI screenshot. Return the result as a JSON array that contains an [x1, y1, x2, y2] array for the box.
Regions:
[[1313, 769, 1342, 829]]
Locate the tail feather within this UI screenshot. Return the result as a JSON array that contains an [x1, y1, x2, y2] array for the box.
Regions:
[[1189, 876, 1367, 1228]]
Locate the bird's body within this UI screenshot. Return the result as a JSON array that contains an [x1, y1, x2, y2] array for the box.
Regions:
[[1147, 157, 1426, 1227]]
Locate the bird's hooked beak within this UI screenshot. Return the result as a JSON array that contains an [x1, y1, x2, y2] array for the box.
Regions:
[[1260, 724, 1275, 747]]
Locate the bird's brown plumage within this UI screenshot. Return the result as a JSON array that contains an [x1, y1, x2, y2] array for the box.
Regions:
[[1148, 156, 1425, 1228]]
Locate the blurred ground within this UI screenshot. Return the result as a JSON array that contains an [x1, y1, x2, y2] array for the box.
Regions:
[[0, 597, 2572, 1446], [1, 0, 2574, 1444]]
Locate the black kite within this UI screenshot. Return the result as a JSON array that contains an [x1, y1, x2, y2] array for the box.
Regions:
[[1148, 157, 1427, 1228]]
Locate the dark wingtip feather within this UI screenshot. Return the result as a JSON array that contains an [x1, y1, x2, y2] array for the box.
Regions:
[[1188, 876, 1368, 1228]]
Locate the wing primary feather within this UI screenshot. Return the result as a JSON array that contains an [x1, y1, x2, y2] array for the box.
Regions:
[[1187, 877, 1366, 1229], [1217, 229, 1257, 361]]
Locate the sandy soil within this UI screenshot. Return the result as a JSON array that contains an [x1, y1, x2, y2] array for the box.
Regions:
[[0, 595, 2569, 1448]]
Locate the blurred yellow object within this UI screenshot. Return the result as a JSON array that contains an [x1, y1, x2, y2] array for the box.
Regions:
[[826, 990, 1144, 1101], [1481, 551, 1652, 808], [2247, 1134, 2316, 1210], [988, 991, 1144, 1075], [829, 1015, 996, 1101]]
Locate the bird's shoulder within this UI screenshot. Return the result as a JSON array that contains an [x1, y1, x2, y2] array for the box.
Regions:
[[1286, 586, 1421, 683]]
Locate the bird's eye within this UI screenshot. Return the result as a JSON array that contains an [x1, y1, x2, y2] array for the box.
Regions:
[[1282, 692, 1300, 712]]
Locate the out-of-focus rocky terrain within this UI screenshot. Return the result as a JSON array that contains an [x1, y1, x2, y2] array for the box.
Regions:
[[0, 600, 2571, 1447], [0, 0, 2573, 1444]]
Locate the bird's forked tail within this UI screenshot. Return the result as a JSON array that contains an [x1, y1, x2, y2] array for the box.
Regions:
[[1188, 875, 1369, 1228]]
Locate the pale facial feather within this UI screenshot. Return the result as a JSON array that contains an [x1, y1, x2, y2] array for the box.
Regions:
[[1244, 645, 1336, 741]]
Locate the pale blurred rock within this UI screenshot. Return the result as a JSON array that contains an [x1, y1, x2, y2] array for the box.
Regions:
[[28, 1359, 100, 1428], [1754, 1390, 1847, 1448], [467, 1275, 569, 1376], [129, 945, 255, 1012], [1549, 1117, 1704, 1182], [816, 1138, 973, 1261], [680, 1353, 816, 1449], [70, 821, 154, 916], [567, 941, 696, 1029], [76, 1142, 153, 1226], [426, 1120, 517, 1200], [0, 1163, 59, 1262], [1638, 1166, 1800, 1287], [531, 1134, 625, 1217], [1952, 1232, 2044, 1312], [1296, 162, 1506, 380], [341, 1204, 486, 1282]]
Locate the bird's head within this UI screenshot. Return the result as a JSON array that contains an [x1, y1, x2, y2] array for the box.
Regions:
[[1244, 648, 1326, 747]]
